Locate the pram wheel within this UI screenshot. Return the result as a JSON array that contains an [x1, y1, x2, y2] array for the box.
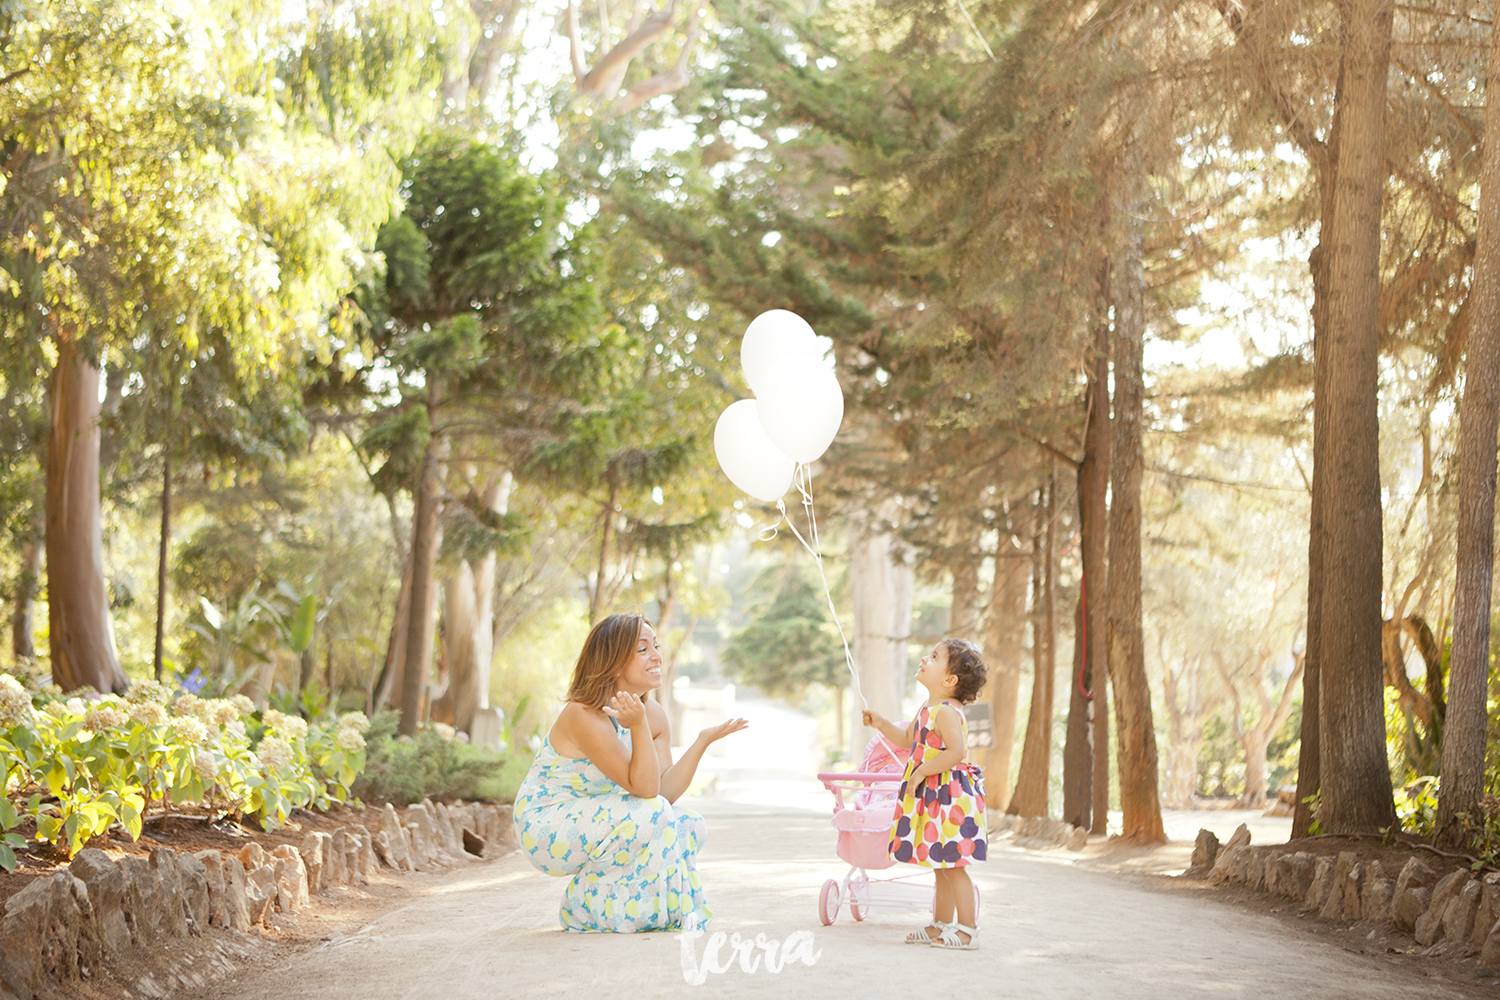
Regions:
[[849, 874, 868, 921], [818, 879, 840, 925]]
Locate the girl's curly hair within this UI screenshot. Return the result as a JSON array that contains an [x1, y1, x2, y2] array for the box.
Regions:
[[941, 638, 988, 704]]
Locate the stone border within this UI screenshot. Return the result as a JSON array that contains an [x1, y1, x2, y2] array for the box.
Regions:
[[0, 800, 515, 1000], [1185, 824, 1500, 968], [989, 813, 1090, 851]]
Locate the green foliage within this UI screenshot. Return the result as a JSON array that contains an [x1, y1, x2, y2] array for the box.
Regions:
[[722, 563, 846, 702], [0, 672, 371, 868], [1394, 775, 1440, 837], [352, 710, 514, 806]]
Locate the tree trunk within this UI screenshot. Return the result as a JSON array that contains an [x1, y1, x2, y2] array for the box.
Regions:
[[847, 506, 914, 764], [1316, 0, 1397, 835], [11, 513, 41, 660], [590, 474, 619, 625], [950, 554, 980, 637], [398, 393, 445, 737], [46, 332, 127, 694], [981, 537, 1027, 812], [443, 471, 511, 736], [1012, 484, 1055, 818], [1108, 215, 1165, 844], [153, 446, 171, 681], [1436, 7, 1500, 848], [372, 548, 414, 713], [1082, 310, 1112, 835]]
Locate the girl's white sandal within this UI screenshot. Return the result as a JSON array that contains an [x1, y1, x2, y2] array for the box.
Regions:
[[904, 921, 952, 944], [931, 922, 978, 950]]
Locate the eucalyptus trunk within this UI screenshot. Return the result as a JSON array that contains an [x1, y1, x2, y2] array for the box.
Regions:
[[1108, 216, 1165, 845], [398, 389, 445, 737], [1012, 483, 1055, 818], [1316, 0, 1396, 835], [1081, 310, 1111, 836], [981, 539, 1027, 812], [46, 333, 127, 694], [11, 516, 41, 660], [443, 471, 512, 736], [1436, 7, 1500, 848]]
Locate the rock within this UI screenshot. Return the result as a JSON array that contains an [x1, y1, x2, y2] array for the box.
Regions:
[[1443, 879, 1482, 946], [238, 842, 268, 872], [1319, 852, 1360, 921], [221, 848, 251, 931], [1471, 884, 1500, 951], [381, 803, 411, 869], [357, 829, 376, 879], [175, 850, 211, 935], [1304, 855, 1335, 912], [242, 873, 275, 927], [1270, 852, 1313, 900], [194, 851, 228, 928], [148, 848, 191, 940], [271, 845, 309, 914], [1481, 915, 1500, 968], [118, 857, 166, 947], [1243, 848, 1267, 891], [1393, 886, 1431, 933], [70, 848, 135, 958], [1361, 862, 1392, 924], [1415, 870, 1471, 946], [1212, 825, 1251, 882], [300, 833, 327, 896], [324, 829, 347, 887], [1394, 856, 1437, 896], [1065, 825, 1088, 852], [0, 870, 100, 994], [1190, 829, 1220, 871], [463, 829, 487, 857]]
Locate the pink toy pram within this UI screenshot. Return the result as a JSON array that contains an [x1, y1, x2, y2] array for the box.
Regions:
[[814, 736, 935, 925]]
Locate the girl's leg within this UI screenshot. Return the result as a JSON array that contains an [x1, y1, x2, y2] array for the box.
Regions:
[[932, 868, 956, 926], [949, 867, 976, 943]]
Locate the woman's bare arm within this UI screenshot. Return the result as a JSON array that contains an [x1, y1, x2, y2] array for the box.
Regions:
[[552, 695, 660, 798]]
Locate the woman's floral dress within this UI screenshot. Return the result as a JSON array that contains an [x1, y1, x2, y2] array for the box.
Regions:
[[513, 719, 710, 932]]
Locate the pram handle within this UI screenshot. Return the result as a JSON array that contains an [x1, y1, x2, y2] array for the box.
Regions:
[[816, 772, 905, 784]]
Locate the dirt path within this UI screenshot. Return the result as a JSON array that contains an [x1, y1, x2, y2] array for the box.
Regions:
[[195, 698, 1488, 998]]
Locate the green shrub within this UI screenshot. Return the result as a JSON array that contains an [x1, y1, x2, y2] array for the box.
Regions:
[[352, 710, 519, 805]]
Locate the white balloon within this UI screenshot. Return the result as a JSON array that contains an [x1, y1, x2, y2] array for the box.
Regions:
[[740, 310, 821, 396], [714, 399, 796, 502], [755, 356, 844, 464]]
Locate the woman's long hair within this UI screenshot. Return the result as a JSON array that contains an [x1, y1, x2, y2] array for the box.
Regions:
[[566, 612, 651, 708]]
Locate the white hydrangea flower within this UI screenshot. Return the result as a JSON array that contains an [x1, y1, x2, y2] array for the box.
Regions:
[[192, 749, 218, 782], [171, 716, 210, 747], [257, 735, 293, 772], [264, 710, 308, 743], [64, 697, 87, 716], [432, 722, 456, 740], [173, 693, 207, 721], [129, 701, 168, 727], [335, 727, 366, 752], [225, 720, 247, 740], [209, 700, 242, 726], [337, 711, 370, 734], [0, 674, 34, 729], [230, 694, 256, 715], [127, 678, 171, 705], [82, 704, 127, 734]]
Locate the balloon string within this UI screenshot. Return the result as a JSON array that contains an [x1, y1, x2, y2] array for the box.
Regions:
[[775, 464, 905, 766]]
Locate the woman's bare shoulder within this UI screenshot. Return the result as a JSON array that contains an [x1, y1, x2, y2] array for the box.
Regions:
[[551, 701, 612, 756]]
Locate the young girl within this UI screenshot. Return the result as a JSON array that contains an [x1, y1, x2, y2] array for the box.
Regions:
[[863, 638, 988, 949]]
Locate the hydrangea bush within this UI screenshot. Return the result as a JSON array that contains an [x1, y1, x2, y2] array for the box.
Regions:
[[0, 672, 371, 869]]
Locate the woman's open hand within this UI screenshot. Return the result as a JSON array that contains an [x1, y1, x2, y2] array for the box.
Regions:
[[603, 691, 648, 729], [697, 717, 749, 747], [861, 709, 885, 729]]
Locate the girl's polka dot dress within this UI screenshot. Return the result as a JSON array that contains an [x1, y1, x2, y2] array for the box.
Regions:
[[889, 701, 987, 867]]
